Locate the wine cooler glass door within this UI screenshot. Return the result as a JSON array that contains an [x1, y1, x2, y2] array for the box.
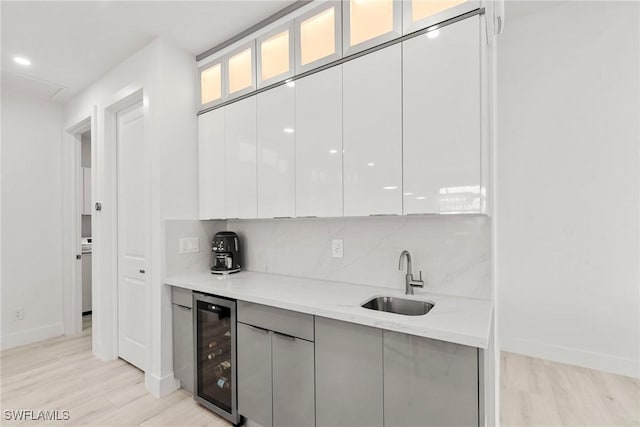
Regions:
[[194, 296, 238, 423]]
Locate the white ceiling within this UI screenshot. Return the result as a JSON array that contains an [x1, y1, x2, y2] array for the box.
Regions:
[[1, 0, 295, 103]]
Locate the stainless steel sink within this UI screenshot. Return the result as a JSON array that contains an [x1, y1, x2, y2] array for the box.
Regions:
[[361, 296, 435, 316]]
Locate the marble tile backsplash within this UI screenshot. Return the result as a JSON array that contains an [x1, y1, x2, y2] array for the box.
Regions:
[[227, 215, 491, 299]]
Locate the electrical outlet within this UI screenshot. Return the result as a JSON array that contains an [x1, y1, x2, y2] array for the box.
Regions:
[[14, 308, 24, 321], [331, 239, 344, 258], [179, 237, 200, 254]]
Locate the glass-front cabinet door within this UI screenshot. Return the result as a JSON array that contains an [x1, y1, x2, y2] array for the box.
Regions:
[[295, 2, 342, 74], [257, 23, 294, 88], [343, 0, 402, 56], [403, 0, 476, 34], [226, 42, 256, 99], [199, 60, 224, 110]]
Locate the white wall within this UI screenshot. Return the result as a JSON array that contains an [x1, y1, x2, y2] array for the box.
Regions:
[[63, 37, 199, 396], [1, 88, 64, 349], [497, 1, 640, 377], [228, 216, 492, 299]]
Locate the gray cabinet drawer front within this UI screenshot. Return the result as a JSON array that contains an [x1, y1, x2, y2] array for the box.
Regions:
[[383, 331, 478, 427], [237, 301, 314, 341], [171, 287, 192, 308], [315, 317, 383, 427], [272, 333, 315, 427], [237, 323, 273, 427]]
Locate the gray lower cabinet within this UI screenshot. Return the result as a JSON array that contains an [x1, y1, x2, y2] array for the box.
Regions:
[[383, 331, 479, 427], [237, 323, 272, 427], [272, 333, 315, 427], [237, 302, 315, 427], [315, 317, 383, 427]]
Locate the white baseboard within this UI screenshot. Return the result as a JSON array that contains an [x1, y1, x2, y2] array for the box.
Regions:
[[0, 322, 65, 350], [145, 372, 180, 397], [501, 337, 640, 378]]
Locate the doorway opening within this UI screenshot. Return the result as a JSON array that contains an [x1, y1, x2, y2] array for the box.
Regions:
[[62, 116, 93, 343], [80, 130, 93, 327]]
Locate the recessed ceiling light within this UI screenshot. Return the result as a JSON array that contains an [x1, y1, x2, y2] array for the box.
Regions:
[[383, 186, 398, 190], [403, 192, 413, 196], [13, 56, 31, 66], [284, 128, 295, 133], [329, 149, 338, 154], [416, 196, 426, 200], [367, 162, 375, 167]]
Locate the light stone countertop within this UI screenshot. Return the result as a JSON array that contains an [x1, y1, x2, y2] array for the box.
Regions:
[[165, 271, 493, 349]]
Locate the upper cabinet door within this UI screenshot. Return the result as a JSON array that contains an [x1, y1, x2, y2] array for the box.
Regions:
[[403, 0, 477, 34], [199, 60, 225, 110], [225, 96, 257, 219], [403, 16, 481, 214], [295, 2, 342, 74], [257, 23, 295, 89], [199, 108, 226, 219], [257, 84, 295, 219], [295, 66, 343, 218], [343, 0, 402, 56], [343, 44, 402, 217], [226, 42, 256, 100]]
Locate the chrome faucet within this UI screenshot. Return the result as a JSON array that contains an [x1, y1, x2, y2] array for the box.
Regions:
[[398, 250, 424, 295]]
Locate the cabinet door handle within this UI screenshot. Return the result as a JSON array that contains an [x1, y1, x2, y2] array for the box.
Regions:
[[247, 324, 269, 334], [273, 331, 296, 341]]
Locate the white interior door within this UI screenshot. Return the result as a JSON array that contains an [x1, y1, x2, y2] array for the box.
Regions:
[[117, 101, 148, 370]]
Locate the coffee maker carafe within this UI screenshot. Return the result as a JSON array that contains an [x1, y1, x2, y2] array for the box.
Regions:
[[211, 231, 241, 274]]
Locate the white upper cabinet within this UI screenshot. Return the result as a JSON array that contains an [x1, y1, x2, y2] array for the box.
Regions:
[[199, 60, 225, 110], [343, 44, 402, 216], [257, 84, 296, 218], [199, 108, 226, 219], [295, 66, 343, 217], [225, 96, 257, 219], [403, 0, 475, 34], [403, 16, 481, 214], [295, 2, 342, 74], [257, 24, 295, 88], [343, 0, 402, 55], [226, 42, 256, 100]]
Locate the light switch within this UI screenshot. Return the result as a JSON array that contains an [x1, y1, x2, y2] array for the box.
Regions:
[[332, 239, 344, 258], [179, 237, 200, 254]]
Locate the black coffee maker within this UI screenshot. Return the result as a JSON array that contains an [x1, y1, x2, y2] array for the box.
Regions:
[[211, 231, 241, 274]]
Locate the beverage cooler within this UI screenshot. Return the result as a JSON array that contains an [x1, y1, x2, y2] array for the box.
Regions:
[[193, 292, 240, 425]]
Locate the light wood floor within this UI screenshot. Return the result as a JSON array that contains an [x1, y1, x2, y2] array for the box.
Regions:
[[1, 317, 638, 426], [501, 352, 639, 426]]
